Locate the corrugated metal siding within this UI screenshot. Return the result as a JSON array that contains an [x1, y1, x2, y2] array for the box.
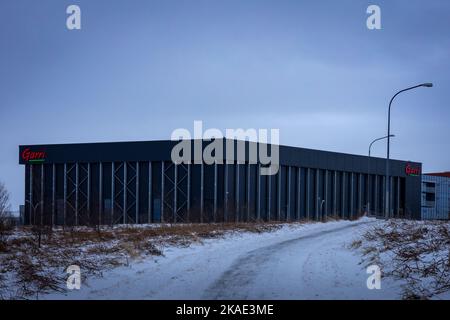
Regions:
[[421, 175, 450, 220], [20, 140, 422, 225]]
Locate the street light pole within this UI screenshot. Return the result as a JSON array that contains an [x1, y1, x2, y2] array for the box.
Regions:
[[368, 135, 394, 216], [385, 83, 433, 219]]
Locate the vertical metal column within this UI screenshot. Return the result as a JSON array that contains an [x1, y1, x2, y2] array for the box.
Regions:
[[40, 164, 44, 226], [341, 172, 346, 219], [381, 176, 386, 215], [315, 169, 319, 221], [374, 175, 378, 215], [123, 161, 127, 224], [287, 166, 291, 221], [306, 168, 310, 220], [358, 173, 362, 214], [214, 162, 218, 221], [75, 163, 79, 226], [111, 162, 115, 225], [161, 161, 164, 223], [256, 164, 261, 221], [397, 176, 400, 217], [148, 161, 152, 223], [29, 164, 33, 225], [267, 173, 271, 221], [136, 162, 139, 224], [366, 173, 370, 214], [52, 164, 56, 226], [277, 167, 281, 221], [296, 167, 301, 220], [173, 164, 177, 222], [99, 162, 103, 226], [235, 163, 240, 222], [200, 162, 204, 223], [389, 175, 394, 218], [63, 163, 67, 226], [187, 163, 190, 222], [87, 163, 91, 224], [324, 170, 328, 218], [247, 163, 251, 221], [333, 171, 337, 218], [224, 164, 228, 222], [350, 173, 354, 218]]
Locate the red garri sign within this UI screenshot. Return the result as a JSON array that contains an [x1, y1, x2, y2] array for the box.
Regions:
[[21, 148, 46, 162], [405, 164, 421, 176]]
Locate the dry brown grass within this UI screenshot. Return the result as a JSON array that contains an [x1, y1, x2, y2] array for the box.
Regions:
[[353, 219, 450, 299], [0, 221, 288, 299]]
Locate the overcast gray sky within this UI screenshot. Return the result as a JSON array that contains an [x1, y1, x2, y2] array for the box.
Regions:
[[1, 0, 449, 209]]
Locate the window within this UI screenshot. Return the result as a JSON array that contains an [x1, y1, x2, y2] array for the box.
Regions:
[[425, 193, 435, 202]]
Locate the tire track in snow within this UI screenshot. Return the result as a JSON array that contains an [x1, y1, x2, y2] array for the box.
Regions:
[[204, 220, 375, 299]]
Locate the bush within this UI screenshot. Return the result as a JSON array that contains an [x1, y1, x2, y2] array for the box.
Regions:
[[0, 181, 12, 250]]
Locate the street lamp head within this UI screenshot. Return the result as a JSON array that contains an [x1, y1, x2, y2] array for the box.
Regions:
[[421, 83, 433, 87]]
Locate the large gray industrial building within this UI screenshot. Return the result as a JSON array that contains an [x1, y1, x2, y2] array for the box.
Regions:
[[19, 139, 423, 226], [422, 172, 450, 220]]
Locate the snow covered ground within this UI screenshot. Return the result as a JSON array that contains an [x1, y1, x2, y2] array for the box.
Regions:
[[41, 217, 405, 300]]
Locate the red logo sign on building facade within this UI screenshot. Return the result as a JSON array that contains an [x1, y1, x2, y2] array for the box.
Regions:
[[21, 148, 46, 163], [405, 164, 421, 176]]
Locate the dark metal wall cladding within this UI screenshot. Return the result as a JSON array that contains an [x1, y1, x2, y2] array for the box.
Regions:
[[19, 139, 420, 177], [20, 139, 423, 225]]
